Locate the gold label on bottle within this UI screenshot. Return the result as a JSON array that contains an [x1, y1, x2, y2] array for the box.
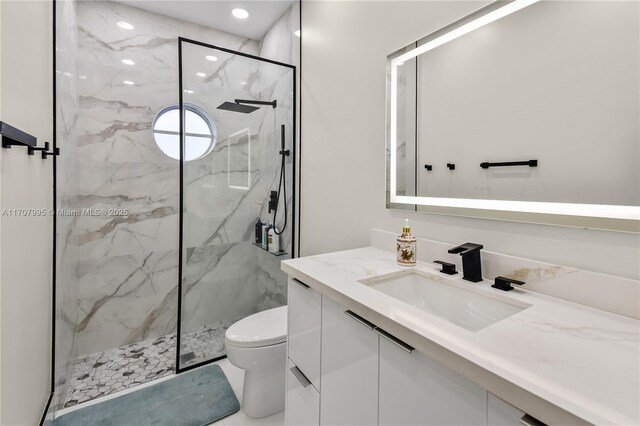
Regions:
[[397, 238, 416, 266]]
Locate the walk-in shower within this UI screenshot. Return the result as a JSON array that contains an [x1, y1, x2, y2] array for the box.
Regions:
[[52, 0, 298, 416]]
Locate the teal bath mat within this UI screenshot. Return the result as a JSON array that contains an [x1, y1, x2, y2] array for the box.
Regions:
[[55, 364, 239, 426]]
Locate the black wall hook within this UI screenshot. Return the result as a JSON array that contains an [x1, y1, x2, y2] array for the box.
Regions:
[[447, 163, 455, 170], [42, 147, 60, 159], [28, 142, 49, 156], [424, 164, 432, 171]]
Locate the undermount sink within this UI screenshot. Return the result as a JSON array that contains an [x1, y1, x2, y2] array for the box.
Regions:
[[359, 270, 528, 332]]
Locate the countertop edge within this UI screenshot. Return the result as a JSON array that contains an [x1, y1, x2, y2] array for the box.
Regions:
[[281, 262, 596, 426]]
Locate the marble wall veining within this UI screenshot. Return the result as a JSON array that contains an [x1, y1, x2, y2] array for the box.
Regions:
[[57, 0, 296, 368]]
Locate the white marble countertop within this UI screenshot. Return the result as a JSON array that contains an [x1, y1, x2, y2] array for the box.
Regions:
[[282, 247, 640, 426]]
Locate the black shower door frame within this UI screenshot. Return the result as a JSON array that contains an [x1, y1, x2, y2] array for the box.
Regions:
[[176, 37, 298, 374]]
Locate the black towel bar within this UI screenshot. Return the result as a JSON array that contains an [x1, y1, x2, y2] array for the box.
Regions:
[[1, 121, 37, 148], [480, 160, 537, 169]]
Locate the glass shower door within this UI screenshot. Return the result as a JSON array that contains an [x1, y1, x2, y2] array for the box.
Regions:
[[177, 39, 295, 370]]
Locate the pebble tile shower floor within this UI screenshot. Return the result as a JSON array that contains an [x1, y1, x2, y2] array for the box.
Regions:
[[63, 321, 234, 408]]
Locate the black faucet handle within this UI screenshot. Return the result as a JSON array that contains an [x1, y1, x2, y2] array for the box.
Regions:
[[434, 260, 457, 275], [491, 276, 525, 292], [447, 242, 484, 255]]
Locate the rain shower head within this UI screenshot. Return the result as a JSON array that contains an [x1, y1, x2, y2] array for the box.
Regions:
[[216, 101, 259, 114], [216, 99, 277, 114]]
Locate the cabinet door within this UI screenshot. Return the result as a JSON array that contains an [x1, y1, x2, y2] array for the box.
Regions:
[[286, 359, 320, 426], [379, 335, 487, 426], [488, 394, 525, 425], [288, 277, 321, 390], [320, 296, 378, 426], [488, 394, 548, 426]]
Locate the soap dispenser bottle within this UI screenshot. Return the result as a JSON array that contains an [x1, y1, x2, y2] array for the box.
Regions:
[[397, 219, 416, 266]]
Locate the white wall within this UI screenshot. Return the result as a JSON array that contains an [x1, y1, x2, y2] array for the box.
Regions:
[[0, 1, 53, 424], [300, 1, 640, 280]]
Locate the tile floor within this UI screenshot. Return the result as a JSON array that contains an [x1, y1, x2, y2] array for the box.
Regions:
[[64, 321, 234, 408], [57, 358, 284, 426], [181, 321, 235, 367]]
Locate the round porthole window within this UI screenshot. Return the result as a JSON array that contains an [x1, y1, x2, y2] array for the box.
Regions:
[[152, 104, 217, 161]]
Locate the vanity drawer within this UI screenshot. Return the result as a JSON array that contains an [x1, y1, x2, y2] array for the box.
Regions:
[[287, 277, 321, 390], [286, 359, 320, 426]]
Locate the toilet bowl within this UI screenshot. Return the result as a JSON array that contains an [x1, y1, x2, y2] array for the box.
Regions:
[[225, 306, 287, 419]]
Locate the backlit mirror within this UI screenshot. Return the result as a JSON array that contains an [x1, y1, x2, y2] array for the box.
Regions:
[[386, 0, 639, 232]]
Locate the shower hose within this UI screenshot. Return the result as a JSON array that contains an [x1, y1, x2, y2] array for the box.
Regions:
[[272, 125, 288, 236]]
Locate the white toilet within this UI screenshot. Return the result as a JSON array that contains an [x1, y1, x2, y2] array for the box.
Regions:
[[225, 306, 287, 419]]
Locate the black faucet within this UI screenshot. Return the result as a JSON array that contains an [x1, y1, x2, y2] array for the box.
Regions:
[[447, 242, 484, 282]]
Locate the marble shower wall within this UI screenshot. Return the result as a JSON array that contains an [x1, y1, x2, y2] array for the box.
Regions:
[[59, 0, 296, 357]]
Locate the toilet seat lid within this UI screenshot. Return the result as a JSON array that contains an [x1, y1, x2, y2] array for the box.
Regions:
[[225, 306, 287, 348]]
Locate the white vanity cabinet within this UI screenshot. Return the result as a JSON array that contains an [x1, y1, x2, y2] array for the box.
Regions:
[[378, 335, 487, 425], [287, 277, 321, 390], [286, 278, 321, 426], [286, 276, 545, 426], [320, 296, 379, 425]]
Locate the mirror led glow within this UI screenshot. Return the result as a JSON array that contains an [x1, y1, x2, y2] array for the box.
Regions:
[[388, 0, 640, 222]]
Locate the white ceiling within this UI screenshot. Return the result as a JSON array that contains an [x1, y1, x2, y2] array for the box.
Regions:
[[115, 0, 293, 40]]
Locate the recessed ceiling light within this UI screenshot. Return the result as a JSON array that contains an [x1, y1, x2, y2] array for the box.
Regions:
[[184, 89, 194, 94], [124, 80, 135, 85], [240, 81, 248, 86], [206, 55, 218, 62], [294, 30, 300, 37], [232, 8, 249, 19], [79, 75, 87, 80], [117, 21, 134, 30], [196, 72, 206, 77], [121, 59, 135, 66]]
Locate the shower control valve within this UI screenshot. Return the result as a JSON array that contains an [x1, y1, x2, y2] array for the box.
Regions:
[[268, 191, 278, 213]]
